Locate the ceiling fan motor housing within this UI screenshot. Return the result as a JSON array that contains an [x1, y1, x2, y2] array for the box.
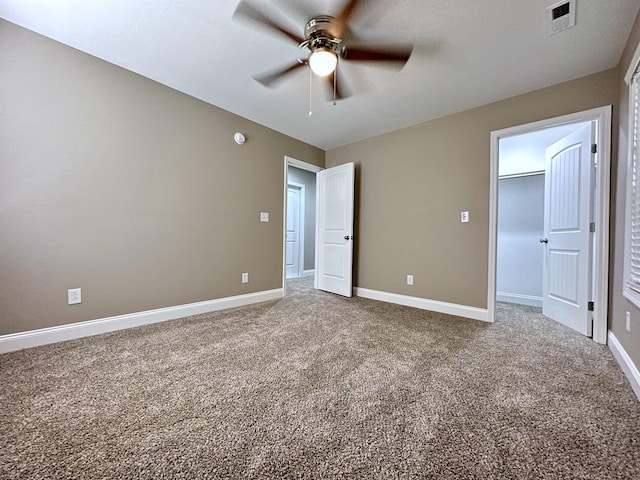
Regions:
[[302, 16, 342, 53]]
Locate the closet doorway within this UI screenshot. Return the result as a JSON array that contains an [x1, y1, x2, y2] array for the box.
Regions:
[[488, 106, 612, 343]]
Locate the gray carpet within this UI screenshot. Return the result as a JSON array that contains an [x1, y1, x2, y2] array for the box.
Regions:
[[1, 277, 639, 479]]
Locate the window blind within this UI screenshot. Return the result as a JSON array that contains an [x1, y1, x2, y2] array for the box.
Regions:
[[627, 66, 640, 297]]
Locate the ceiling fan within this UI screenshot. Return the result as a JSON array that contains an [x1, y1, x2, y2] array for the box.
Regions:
[[233, 0, 414, 103]]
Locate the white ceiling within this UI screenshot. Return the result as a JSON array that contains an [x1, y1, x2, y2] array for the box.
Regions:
[[1, 0, 638, 150]]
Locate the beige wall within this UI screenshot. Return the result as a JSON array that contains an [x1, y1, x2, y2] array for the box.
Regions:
[[0, 20, 324, 336], [326, 68, 619, 309], [611, 12, 640, 372]]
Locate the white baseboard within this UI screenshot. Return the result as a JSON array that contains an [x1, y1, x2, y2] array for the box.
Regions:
[[496, 292, 543, 308], [354, 287, 489, 322], [608, 331, 640, 401], [302, 269, 315, 277], [0, 289, 284, 354]]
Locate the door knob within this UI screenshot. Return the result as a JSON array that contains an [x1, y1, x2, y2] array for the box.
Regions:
[[539, 238, 548, 244], [344, 235, 350, 240]]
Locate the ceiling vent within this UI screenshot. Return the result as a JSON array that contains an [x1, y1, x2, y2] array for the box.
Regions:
[[546, 0, 576, 35]]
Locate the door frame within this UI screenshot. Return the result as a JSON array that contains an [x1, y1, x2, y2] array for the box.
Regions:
[[283, 156, 323, 295], [488, 105, 612, 344], [286, 182, 305, 279]]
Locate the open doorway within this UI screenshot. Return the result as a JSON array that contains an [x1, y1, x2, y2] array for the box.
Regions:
[[497, 122, 589, 308], [283, 157, 356, 298], [283, 156, 322, 295], [488, 106, 612, 344]]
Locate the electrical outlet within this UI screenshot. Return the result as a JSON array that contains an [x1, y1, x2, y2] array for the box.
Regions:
[[242, 273, 249, 284], [626, 311, 631, 332], [407, 275, 414, 286], [68, 288, 82, 305], [260, 212, 269, 223], [461, 211, 470, 223]]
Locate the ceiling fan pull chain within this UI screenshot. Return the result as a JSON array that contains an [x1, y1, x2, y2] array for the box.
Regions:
[[308, 66, 313, 116], [333, 65, 337, 106]]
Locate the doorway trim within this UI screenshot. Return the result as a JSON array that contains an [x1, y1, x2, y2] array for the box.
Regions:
[[283, 156, 323, 295], [488, 105, 612, 344]]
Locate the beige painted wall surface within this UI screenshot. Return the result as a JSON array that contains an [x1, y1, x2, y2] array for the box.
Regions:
[[327, 68, 619, 309], [611, 11, 640, 373], [0, 20, 324, 336]]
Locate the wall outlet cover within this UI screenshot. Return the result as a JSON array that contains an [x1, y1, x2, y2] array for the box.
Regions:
[[260, 212, 269, 222], [68, 288, 82, 305]]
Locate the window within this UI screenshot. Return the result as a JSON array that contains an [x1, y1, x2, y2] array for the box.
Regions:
[[624, 47, 640, 308]]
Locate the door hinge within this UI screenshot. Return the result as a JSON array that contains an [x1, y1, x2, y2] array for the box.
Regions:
[[591, 143, 597, 154], [590, 222, 596, 233], [588, 301, 594, 312]]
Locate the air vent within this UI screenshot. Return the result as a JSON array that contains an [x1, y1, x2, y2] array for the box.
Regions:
[[546, 0, 576, 35]]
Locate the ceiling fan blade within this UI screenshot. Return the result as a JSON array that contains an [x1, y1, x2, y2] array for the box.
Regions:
[[270, 0, 314, 27], [321, 72, 350, 102], [253, 61, 307, 88], [332, 0, 365, 38], [234, 1, 304, 44], [342, 45, 413, 67]]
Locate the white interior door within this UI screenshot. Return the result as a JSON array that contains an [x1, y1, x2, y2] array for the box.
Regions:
[[542, 123, 594, 336], [286, 185, 301, 279], [316, 162, 355, 297]]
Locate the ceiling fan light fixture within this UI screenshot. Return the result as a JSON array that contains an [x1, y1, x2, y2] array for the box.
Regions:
[[308, 49, 338, 77]]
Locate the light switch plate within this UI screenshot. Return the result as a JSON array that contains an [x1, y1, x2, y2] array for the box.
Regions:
[[260, 212, 269, 222], [461, 211, 470, 223]]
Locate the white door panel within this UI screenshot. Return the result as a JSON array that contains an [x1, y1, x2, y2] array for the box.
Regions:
[[542, 123, 593, 336], [323, 244, 346, 278], [316, 163, 355, 297], [548, 250, 580, 305]]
